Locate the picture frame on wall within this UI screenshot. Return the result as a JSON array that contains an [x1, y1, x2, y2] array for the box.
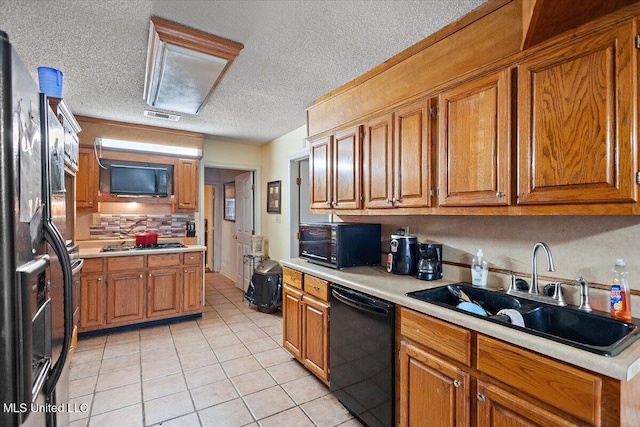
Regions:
[[267, 180, 281, 213], [223, 181, 235, 221]]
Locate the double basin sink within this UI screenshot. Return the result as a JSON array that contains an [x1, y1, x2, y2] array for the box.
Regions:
[[407, 283, 640, 357]]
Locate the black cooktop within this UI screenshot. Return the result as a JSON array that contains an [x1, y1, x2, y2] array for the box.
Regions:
[[101, 242, 187, 252]]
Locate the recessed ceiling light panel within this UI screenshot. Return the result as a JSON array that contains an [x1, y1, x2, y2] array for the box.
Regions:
[[143, 16, 244, 115]]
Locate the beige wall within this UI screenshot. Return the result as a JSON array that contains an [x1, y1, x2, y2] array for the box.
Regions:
[[202, 137, 263, 166], [342, 215, 640, 313], [259, 126, 308, 262]]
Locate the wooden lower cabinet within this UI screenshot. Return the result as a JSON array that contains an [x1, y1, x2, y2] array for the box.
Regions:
[[147, 268, 181, 318], [282, 267, 330, 384], [283, 285, 303, 359], [79, 250, 204, 333], [398, 306, 640, 427], [302, 294, 329, 381], [183, 266, 203, 312], [399, 339, 470, 427], [79, 272, 104, 329], [476, 380, 575, 427], [106, 270, 145, 325]]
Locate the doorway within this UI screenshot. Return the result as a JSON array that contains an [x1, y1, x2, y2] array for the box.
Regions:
[[288, 156, 330, 258], [204, 184, 214, 271], [203, 164, 260, 284]]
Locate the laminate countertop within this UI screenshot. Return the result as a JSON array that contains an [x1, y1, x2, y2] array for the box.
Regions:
[[280, 258, 640, 382], [79, 243, 206, 258]]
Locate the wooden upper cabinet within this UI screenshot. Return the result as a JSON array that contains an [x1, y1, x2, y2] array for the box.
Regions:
[[309, 125, 362, 210], [517, 21, 637, 205], [77, 147, 97, 210], [332, 125, 362, 209], [309, 135, 333, 209], [438, 69, 511, 206], [177, 158, 198, 210], [394, 100, 433, 208], [363, 114, 394, 208]]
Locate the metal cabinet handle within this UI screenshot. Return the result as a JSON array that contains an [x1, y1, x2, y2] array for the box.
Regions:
[[477, 393, 486, 402], [453, 380, 462, 388], [496, 191, 505, 198], [97, 277, 102, 282], [139, 274, 143, 278]]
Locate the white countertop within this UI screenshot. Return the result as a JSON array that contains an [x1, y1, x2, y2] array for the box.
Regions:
[[80, 243, 206, 258], [280, 258, 640, 381]]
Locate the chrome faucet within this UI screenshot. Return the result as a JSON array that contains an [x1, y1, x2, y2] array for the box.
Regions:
[[577, 276, 592, 312], [530, 242, 555, 295]]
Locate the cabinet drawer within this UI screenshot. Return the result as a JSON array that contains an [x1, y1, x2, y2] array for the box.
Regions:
[[304, 275, 329, 301], [82, 258, 104, 273], [107, 255, 144, 271], [400, 307, 471, 366], [183, 251, 203, 266], [283, 267, 303, 290], [148, 253, 181, 268], [477, 335, 602, 425]]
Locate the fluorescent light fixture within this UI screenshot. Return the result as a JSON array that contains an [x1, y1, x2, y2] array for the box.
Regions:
[[143, 16, 244, 115], [97, 138, 202, 158]]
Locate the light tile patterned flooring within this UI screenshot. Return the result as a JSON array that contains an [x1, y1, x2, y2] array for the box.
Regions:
[[68, 272, 364, 427]]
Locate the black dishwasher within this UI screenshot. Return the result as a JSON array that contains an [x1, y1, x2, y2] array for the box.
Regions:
[[330, 284, 395, 427]]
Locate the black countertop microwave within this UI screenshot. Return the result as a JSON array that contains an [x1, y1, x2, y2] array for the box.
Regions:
[[299, 222, 381, 269]]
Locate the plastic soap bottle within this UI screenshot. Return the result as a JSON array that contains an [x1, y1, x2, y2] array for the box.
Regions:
[[610, 259, 632, 322], [471, 249, 489, 287]]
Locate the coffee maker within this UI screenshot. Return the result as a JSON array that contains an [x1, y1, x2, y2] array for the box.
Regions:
[[387, 230, 418, 275], [417, 242, 443, 281]]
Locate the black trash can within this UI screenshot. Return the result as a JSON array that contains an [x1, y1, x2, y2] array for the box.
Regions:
[[245, 260, 282, 313]]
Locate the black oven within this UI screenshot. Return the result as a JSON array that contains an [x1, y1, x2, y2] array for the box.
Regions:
[[299, 222, 381, 269]]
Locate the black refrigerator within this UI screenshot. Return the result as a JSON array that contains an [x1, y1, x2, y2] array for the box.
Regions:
[[0, 31, 73, 427]]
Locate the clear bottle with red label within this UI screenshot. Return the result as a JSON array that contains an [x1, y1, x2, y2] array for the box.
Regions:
[[610, 259, 632, 322]]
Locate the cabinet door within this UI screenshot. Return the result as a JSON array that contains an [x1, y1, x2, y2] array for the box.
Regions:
[[363, 113, 394, 208], [76, 147, 97, 210], [439, 70, 511, 206], [282, 285, 303, 359], [476, 381, 576, 427], [79, 273, 104, 331], [147, 268, 181, 318], [302, 294, 329, 382], [183, 266, 203, 312], [332, 125, 362, 209], [106, 271, 145, 324], [399, 339, 470, 427], [394, 100, 433, 207], [309, 135, 333, 210], [517, 22, 636, 205], [177, 158, 198, 210]]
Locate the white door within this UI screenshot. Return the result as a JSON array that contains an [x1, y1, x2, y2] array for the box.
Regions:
[[235, 171, 254, 291]]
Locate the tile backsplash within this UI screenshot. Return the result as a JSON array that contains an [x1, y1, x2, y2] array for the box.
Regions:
[[89, 213, 194, 239]]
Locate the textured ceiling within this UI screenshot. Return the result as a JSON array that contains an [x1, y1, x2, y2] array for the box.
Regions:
[[0, 0, 485, 145]]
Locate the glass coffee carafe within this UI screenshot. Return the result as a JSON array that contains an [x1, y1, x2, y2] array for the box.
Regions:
[[417, 243, 443, 281]]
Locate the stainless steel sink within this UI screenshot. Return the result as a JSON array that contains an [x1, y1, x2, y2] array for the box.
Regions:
[[407, 283, 640, 356]]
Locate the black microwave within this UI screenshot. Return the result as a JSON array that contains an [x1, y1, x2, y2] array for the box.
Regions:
[[299, 222, 381, 269]]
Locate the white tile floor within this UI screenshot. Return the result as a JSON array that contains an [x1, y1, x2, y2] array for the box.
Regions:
[[68, 272, 364, 427]]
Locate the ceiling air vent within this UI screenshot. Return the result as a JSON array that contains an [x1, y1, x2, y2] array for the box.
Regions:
[[144, 109, 181, 121]]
